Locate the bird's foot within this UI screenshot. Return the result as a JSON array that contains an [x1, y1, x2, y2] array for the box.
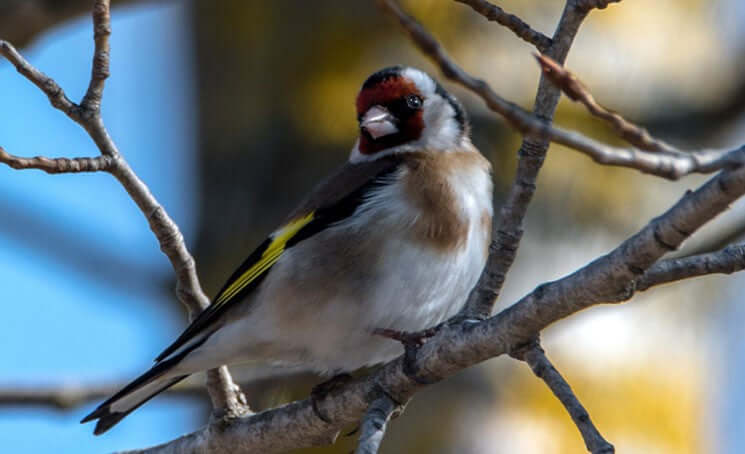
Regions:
[[372, 326, 439, 348], [373, 315, 482, 349], [311, 373, 353, 423], [373, 326, 442, 385]]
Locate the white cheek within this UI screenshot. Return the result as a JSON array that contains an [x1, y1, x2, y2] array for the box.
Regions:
[[417, 98, 460, 150]]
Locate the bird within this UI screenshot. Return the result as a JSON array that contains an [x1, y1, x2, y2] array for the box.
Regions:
[[81, 65, 493, 435]]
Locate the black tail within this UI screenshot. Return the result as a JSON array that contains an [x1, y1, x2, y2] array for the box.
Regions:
[[82, 374, 188, 435], [82, 335, 209, 434]]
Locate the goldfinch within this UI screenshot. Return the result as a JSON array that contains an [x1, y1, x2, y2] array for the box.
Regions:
[[82, 66, 493, 434]]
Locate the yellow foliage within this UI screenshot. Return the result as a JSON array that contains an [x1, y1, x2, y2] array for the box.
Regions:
[[499, 360, 706, 453]]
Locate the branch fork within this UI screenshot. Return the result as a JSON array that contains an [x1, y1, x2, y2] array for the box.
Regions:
[[0, 0, 247, 421]]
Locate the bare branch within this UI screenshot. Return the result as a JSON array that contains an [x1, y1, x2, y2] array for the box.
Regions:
[[550, 131, 745, 178], [205, 366, 250, 418], [0, 40, 79, 118], [378, 0, 743, 177], [0, 146, 113, 173], [353, 394, 398, 454], [80, 0, 111, 112], [494, 167, 745, 351], [532, 53, 745, 174], [121, 153, 745, 454], [0, 0, 247, 417], [637, 242, 745, 291], [463, 0, 593, 319], [454, 0, 552, 52], [535, 53, 676, 153], [511, 341, 614, 454]]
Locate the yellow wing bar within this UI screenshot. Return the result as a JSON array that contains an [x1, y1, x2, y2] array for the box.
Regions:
[[213, 212, 315, 306]]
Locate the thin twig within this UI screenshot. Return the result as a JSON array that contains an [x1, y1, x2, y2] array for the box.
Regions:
[[0, 147, 114, 173], [462, 0, 593, 319], [381, 0, 745, 180], [0, 40, 79, 118], [454, 0, 552, 52], [532, 54, 745, 174], [0, 0, 247, 417], [636, 242, 745, 291], [535, 53, 676, 153], [353, 394, 398, 454], [511, 341, 614, 454], [80, 0, 111, 112], [550, 132, 745, 178]]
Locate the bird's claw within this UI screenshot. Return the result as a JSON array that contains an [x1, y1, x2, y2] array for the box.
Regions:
[[311, 373, 353, 423], [373, 326, 442, 385], [372, 326, 439, 348]]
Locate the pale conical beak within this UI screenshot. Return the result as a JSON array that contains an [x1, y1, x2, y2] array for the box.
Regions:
[[360, 105, 398, 139]]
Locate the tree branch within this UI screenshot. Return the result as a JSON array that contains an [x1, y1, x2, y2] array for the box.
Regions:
[[353, 393, 398, 454], [636, 242, 745, 291], [462, 0, 594, 319], [378, 0, 745, 182], [534, 53, 674, 153], [0, 146, 113, 173], [454, 0, 552, 52], [0, 40, 79, 118], [553, 133, 745, 177], [0, 0, 247, 418], [119, 155, 745, 454], [80, 0, 111, 112], [511, 341, 614, 454]]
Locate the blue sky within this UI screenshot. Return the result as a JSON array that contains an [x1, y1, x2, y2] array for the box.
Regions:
[[0, 2, 204, 451]]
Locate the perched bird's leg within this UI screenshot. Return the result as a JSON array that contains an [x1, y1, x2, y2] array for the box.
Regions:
[[311, 373, 354, 423], [373, 327, 441, 385], [372, 327, 439, 346], [374, 314, 483, 346]]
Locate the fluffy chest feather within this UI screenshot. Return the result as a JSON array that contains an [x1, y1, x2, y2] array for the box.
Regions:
[[400, 150, 492, 252]]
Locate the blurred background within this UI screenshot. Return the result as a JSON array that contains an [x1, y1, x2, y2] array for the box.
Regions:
[[1, 0, 745, 452]]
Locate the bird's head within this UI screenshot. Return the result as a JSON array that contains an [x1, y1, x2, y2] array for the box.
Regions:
[[351, 66, 468, 162]]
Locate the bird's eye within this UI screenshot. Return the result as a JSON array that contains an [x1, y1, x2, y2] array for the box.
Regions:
[[405, 94, 423, 110]]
